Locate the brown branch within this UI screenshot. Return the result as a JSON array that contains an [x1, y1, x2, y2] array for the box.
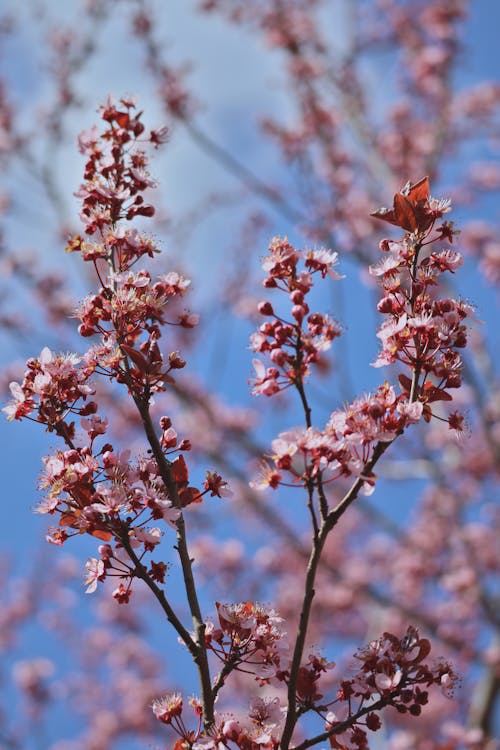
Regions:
[[280, 437, 394, 750], [131, 393, 215, 730], [120, 532, 198, 654], [292, 693, 394, 750]]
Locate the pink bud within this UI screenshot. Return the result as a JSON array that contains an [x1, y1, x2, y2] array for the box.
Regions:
[[270, 348, 287, 366], [290, 290, 304, 304], [377, 297, 395, 314], [258, 301, 274, 316], [292, 305, 305, 323]]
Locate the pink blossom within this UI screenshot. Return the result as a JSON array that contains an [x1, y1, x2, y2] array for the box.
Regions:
[[84, 557, 105, 593]]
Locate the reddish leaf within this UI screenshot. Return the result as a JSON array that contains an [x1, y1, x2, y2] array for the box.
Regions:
[[59, 512, 79, 527], [179, 486, 202, 507], [371, 177, 430, 232], [120, 344, 149, 373], [415, 638, 432, 662], [422, 383, 453, 402], [398, 373, 413, 394], [115, 111, 130, 129], [172, 455, 189, 485], [401, 175, 430, 202], [393, 192, 420, 232], [90, 528, 113, 542]]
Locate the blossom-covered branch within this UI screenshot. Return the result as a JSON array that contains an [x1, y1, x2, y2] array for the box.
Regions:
[[3, 101, 468, 750]]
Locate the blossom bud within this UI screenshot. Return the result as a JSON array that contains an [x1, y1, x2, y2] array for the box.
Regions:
[[260, 322, 274, 335], [377, 296, 395, 314], [270, 348, 287, 366], [292, 305, 306, 323], [169, 352, 186, 368], [80, 401, 98, 416], [290, 289, 304, 304], [263, 277, 278, 288], [258, 301, 274, 316], [160, 416, 172, 430], [366, 713, 381, 731], [78, 323, 95, 337]]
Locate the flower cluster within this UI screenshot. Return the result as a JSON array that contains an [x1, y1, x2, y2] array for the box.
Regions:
[[66, 96, 197, 398], [324, 627, 458, 750], [370, 177, 472, 422], [151, 627, 456, 750], [3, 347, 93, 425], [252, 383, 422, 495], [251, 237, 343, 396], [5, 83, 468, 749], [205, 601, 288, 684], [151, 693, 284, 750], [251, 179, 471, 496], [76, 96, 166, 233]]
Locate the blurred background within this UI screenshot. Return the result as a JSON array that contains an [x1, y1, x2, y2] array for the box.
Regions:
[[0, 1, 498, 748]]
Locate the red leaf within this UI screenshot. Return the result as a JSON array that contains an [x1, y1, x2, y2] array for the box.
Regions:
[[120, 344, 149, 373], [371, 177, 430, 232], [172, 455, 189, 485], [415, 638, 431, 662], [115, 111, 130, 129], [398, 373, 413, 394], [90, 528, 113, 542], [59, 512, 79, 527], [179, 486, 202, 507], [422, 383, 453, 402]]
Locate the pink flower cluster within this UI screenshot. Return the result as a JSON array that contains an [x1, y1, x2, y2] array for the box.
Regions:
[[370, 177, 472, 421], [251, 237, 343, 397], [205, 601, 288, 683], [325, 627, 457, 750], [76, 96, 166, 232], [3, 347, 93, 424], [252, 383, 422, 496], [152, 692, 284, 750], [62, 97, 197, 398], [150, 626, 456, 750], [250, 179, 470, 497]]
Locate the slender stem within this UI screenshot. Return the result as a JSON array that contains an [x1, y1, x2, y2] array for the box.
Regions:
[[294, 368, 312, 431], [132, 394, 215, 729], [212, 652, 241, 702], [281, 523, 329, 750], [281, 433, 400, 750], [467, 657, 500, 737], [292, 693, 394, 750], [104, 230, 214, 727], [305, 480, 319, 539], [120, 533, 198, 654]]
